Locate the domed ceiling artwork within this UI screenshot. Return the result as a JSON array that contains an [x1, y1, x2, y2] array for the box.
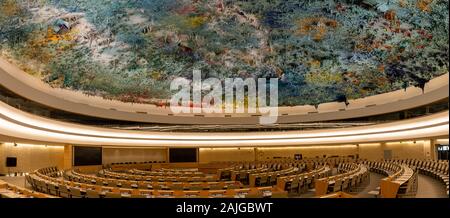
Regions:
[[0, 0, 448, 106]]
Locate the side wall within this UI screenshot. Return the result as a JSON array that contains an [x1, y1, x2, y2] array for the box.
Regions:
[[102, 147, 167, 164], [0, 143, 64, 175], [256, 145, 358, 160], [198, 148, 256, 163], [199, 141, 436, 163]]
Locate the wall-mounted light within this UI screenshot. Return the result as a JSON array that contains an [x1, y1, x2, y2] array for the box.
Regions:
[[13, 142, 17, 147]]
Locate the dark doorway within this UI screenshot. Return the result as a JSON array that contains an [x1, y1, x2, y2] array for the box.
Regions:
[[437, 145, 449, 160]]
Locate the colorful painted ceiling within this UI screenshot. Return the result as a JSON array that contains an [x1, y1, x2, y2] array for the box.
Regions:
[[0, 0, 448, 106]]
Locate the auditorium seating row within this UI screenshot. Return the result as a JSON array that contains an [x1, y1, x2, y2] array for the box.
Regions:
[[109, 161, 166, 166], [230, 167, 271, 184], [127, 168, 205, 177], [99, 169, 218, 182], [157, 168, 199, 172], [249, 167, 302, 187], [106, 162, 234, 172], [414, 161, 449, 195], [215, 157, 355, 170], [37, 167, 61, 178], [218, 162, 303, 180], [0, 179, 57, 198], [364, 161, 404, 176], [27, 168, 288, 198], [229, 163, 309, 185], [314, 163, 369, 196], [383, 159, 449, 196], [276, 164, 331, 195], [363, 161, 418, 198], [216, 157, 354, 181], [66, 170, 241, 191]]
